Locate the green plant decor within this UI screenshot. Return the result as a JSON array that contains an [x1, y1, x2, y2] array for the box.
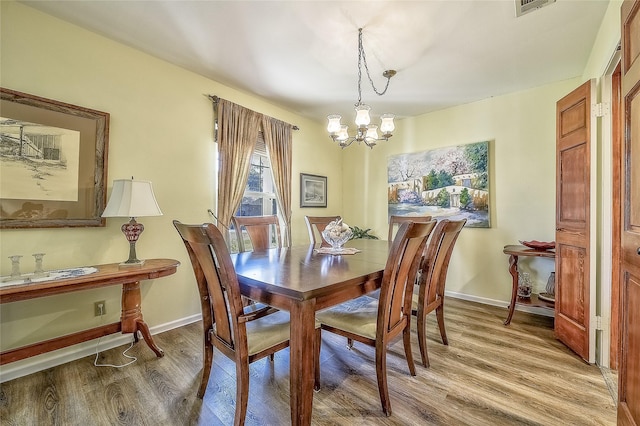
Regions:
[[349, 226, 379, 240]]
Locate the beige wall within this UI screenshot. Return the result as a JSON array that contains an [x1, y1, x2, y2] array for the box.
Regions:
[[0, 2, 342, 377]]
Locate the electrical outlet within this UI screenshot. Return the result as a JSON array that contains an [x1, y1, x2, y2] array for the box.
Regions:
[[94, 300, 106, 316]]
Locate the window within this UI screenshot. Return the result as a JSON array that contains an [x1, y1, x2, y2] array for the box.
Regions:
[[229, 135, 280, 252], [236, 136, 277, 217]]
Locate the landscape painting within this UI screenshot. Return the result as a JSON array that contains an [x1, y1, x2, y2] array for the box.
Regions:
[[387, 141, 490, 228], [300, 173, 327, 208]]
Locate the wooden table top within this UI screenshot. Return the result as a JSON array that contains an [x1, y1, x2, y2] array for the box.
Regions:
[[0, 258, 180, 303], [232, 239, 390, 301]]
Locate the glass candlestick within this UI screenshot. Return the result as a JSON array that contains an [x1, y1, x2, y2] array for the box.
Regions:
[[33, 253, 46, 277], [9, 255, 22, 278]]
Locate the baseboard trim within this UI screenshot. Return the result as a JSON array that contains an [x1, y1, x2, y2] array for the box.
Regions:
[[445, 290, 555, 318], [0, 314, 202, 383]]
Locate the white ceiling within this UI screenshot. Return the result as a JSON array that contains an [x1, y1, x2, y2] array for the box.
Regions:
[[21, 0, 610, 125]]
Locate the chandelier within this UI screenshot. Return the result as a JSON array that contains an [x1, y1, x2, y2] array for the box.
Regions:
[[327, 28, 396, 149]]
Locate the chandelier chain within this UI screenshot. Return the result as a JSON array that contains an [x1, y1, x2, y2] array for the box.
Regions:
[[357, 28, 392, 102]]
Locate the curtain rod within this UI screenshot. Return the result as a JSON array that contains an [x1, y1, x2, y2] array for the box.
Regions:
[[206, 94, 300, 130]]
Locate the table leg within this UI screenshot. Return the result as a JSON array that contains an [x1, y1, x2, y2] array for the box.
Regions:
[[289, 299, 316, 426], [121, 281, 164, 357], [504, 254, 519, 326]]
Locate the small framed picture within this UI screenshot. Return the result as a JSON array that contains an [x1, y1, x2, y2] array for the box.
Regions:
[[300, 173, 327, 208]]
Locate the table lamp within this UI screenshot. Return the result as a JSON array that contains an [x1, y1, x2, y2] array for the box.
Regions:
[[102, 178, 163, 266]]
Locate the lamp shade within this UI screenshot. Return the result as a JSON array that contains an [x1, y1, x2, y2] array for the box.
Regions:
[[102, 179, 163, 218], [366, 124, 379, 141], [354, 104, 371, 127], [380, 113, 395, 135], [327, 114, 342, 134], [336, 125, 349, 142]]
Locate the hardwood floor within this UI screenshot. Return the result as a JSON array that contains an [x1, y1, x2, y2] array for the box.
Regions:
[[0, 298, 617, 425]]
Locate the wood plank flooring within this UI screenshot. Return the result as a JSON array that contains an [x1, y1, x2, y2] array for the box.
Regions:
[[0, 298, 617, 425]]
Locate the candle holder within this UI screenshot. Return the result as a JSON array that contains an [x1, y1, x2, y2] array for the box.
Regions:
[[9, 255, 22, 278], [33, 253, 48, 278]]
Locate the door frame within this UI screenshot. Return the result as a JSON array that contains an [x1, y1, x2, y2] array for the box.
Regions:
[[598, 48, 622, 369]]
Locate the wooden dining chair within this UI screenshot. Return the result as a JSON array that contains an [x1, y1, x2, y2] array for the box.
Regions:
[[304, 215, 340, 247], [387, 214, 432, 241], [316, 220, 437, 416], [412, 218, 466, 368], [232, 215, 281, 252], [173, 221, 320, 425]]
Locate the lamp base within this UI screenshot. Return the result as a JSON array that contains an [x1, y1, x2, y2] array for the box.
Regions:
[[119, 259, 145, 267], [119, 219, 145, 267]]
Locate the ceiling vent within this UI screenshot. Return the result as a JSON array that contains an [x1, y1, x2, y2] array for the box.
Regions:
[[515, 0, 556, 17]]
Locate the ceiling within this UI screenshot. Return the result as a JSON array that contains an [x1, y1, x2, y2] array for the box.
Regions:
[[20, 0, 610, 125]]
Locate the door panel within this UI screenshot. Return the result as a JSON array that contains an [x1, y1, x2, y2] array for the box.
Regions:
[[555, 244, 587, 356], [558, 144, 588, 224], [556, 80, 593, 362], [619, 1, 640, 425]]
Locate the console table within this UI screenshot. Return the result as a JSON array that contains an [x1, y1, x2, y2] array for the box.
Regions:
[[502, 245, 555, 325], [0, 258, 180, 365]]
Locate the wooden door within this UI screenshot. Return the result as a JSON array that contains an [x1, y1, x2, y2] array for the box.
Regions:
[[555, 80, 594, 362], [618, 1, 640, 424]]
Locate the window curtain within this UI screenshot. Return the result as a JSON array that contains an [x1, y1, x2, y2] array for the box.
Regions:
[[262, 116, 293, 246], [216, 99, 261, 235]]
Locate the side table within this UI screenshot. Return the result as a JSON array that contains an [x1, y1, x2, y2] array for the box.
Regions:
[[502, 245, 555, 325]]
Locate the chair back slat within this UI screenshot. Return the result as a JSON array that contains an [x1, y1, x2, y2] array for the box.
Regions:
[[304, 215, 341, 247], [387, 215, 432, 241], [232, 215, 281, 252], [379, 221, 436, 336], [174, 221, 244, 349], [420, 219, 466, 306]]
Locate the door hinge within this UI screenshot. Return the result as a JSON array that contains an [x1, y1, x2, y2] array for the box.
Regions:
[[594, 316, 602, 330], [592, 103, 609, 118]]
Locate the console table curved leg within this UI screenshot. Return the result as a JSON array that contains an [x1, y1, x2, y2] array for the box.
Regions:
[[504, 254, 519, 325], [136, 319, 164, 357], [121, 281, 164, 357]]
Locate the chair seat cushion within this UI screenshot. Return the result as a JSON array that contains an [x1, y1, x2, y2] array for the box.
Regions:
[[316, 295, 379, 340], [243, 310, 321, 356]]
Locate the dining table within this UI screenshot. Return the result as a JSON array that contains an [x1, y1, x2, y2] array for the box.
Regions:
[[231, 238, 391, 426]]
